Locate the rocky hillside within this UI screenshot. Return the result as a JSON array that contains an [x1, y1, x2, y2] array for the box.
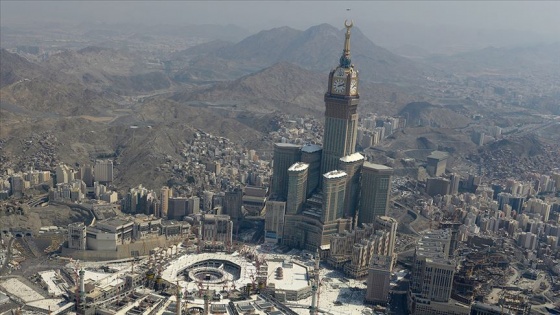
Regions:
[[0, 49, 117, 116], [45, 46, 172, 94], [399, 102, 472, 129], [172, 24, 439, 85], [172, 61, 416, 118]]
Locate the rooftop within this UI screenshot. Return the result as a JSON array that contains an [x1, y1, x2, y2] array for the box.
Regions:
[[428, 150, 449, 160], [274, 143, 301, 149], [288, 162, 309, 172], [265, 260, 309, 292], [38, 270, 65, 297], [323, 170, 347, 179], [301, 144, 322, 153], [339, 152, 364, 163], [363, 162, 393, 171]]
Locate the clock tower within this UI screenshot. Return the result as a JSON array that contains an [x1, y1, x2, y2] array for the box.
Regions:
[[321, 20, 360, 177]]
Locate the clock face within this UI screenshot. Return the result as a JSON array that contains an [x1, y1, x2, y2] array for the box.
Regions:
[[350, 79, 358, 94], [332, 78, 346, 93]]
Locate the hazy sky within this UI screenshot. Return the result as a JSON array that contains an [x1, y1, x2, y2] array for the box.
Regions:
[[2, 1, 558, 32], [2, 1, 559, 50]]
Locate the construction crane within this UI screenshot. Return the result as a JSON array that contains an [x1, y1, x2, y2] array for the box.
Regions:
[[250, 270, 257, 294]]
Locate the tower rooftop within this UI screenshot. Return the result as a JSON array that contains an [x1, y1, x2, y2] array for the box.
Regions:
[[340, 152, 364, 163], [288, 162, 309, 172], [301, 144, 322, 153], [323, 170, 347, 179], [363, 162, 393, 171]]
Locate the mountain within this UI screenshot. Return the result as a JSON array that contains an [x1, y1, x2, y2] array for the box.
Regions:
[[399, 102, 472, 129], [44, 46, 171, 94], [0, 49, 117, 116], [177, 24, 437, 85], [172, 61, 416, 118], [0, 49, 47, 88], [172, 62, 324, 116]]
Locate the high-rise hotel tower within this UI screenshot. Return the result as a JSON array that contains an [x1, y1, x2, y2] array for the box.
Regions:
[[267, 21, 393, 252], [320, 21, 360, 176]]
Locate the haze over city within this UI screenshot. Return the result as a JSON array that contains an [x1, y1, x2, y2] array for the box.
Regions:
[[2, 1, 560, 53], [0, 1, 559, 315]]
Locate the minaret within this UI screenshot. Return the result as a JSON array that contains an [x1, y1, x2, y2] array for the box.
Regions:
[[309, 250, 321, 315], [203, 286, 210, 315], [79, 269, 86, 311], [321, 20, 360, 177], [176, 281, 182, 315]]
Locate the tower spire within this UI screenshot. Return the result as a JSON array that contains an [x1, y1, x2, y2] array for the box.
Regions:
[[340, 20, 353, 68]]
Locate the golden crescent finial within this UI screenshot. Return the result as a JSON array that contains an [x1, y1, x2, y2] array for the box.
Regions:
[[344, 19, 353, 29]]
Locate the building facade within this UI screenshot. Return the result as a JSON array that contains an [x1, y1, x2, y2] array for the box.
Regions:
[[265, 21, 394, 254]]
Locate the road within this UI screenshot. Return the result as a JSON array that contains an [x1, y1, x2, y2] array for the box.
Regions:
[[0, 238, 14, 276]]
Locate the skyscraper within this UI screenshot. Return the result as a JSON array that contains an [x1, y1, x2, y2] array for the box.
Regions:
[[160, 186, 171, 218], [322, 171, 347, 223], [358, 162, 393, 225], [266, 21, 393, 253], [94, 159, 114, 183], [272, 143, 301, 199], [286, 163, 309, 215], [339, 153, 364, 221], [320, 21, 360, 176]]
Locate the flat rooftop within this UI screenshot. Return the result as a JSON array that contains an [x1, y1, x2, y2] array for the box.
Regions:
[[288, 162, 309, 172], [428, 151, 449, 160], [339, 152, 364, 163], [274, 143, 300, 149], [0, 278, 44, 303], [265, 260, 309, 292], [38, 270, 65, 297], [301, 144, 322, 153], [363, 162, 393, 171], [323, 170, 347, 179]]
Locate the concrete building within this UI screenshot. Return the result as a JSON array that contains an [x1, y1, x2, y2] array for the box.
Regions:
[[271, 143, 301, 199], [264, 200, 286, 243], [267, 22, 397, 254], [168, 197, 188, 220], [365, 254, 393, 305], [300, 145, 322, 197], [242, 186, 267, 216], [339, 153, 364, 220], [68, 222, 87, 250], [286, 163, 309, 215], [94, 159, 113, 183], [160, 186, 171, 218], [322, 171, 347, 224], [358, 162, 393, 225], [224, 187, 243, 227], [426, 151, 449, 177], [409, 230, 462, 315], [86, 219, 134, 251], [450, 173, 461, 195], [188, 196, 200, 215], [426, 177, 451, 197], [197, 214, 233, 251], [327, 216, 398, 278], [56, 163, 75, 184], [81, 164, 94, 187], [202, 190, 214, 212]]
